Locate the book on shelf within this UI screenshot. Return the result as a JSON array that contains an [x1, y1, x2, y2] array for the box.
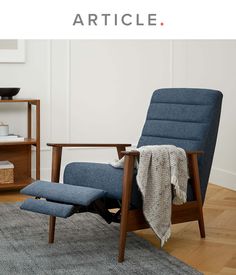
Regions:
[[0, 134, 25, 142]]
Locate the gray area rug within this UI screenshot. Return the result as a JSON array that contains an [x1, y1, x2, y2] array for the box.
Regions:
[[0, 203, 202, 275]]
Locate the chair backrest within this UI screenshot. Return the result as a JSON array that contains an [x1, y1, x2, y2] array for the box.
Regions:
[[138, 88, 223, 202]]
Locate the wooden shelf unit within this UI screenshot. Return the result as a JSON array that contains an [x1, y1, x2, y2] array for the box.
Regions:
[[0, 178, 35, 190], [0, 99, 40, 190]]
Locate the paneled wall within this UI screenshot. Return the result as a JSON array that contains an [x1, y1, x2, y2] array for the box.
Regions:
[[172, 41, 236, 190], [0, 40, 235, 190]]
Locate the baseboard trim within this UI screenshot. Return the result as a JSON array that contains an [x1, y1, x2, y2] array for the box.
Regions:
[[210, 167, 236, 191]]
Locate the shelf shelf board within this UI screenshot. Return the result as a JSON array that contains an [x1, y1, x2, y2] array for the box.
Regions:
[[0, 138, 37, 146], [0, 178, 35, 190], [0, 99, 39, 104]]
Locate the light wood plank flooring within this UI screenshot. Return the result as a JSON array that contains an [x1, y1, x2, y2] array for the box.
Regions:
[[0, 183, 235, 274]]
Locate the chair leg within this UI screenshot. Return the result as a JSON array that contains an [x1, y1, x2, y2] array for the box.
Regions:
[[190, 153, 206, 238], [118, 209, 129, 262], [48, 146, 62, 244], [118, 155, 135, 262], [198, 208, 206, 238], [48, 216, 56, 243]]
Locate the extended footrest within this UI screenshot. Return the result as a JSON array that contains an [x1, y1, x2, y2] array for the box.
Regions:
[[20, 198, 75, 218], [20, 180, 107, 218]]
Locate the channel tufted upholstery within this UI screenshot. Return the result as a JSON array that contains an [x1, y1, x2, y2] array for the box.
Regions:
[[64, 88, 223, 204], [138, 88, 222, 202]]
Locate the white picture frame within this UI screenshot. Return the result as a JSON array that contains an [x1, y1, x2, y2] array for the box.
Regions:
[[0, 40, 25, 63]]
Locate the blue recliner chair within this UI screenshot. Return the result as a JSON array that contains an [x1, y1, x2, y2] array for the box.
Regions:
[[20, 88, 223, 262]]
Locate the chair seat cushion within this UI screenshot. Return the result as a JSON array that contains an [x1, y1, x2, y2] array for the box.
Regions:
[[63, 162, 194, 205], [64, 162, 142, 206], [20, 198, 75, 218], [20, 180, 106, 206]]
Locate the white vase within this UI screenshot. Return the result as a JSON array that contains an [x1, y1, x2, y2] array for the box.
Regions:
[[0, 124, 9, 136]]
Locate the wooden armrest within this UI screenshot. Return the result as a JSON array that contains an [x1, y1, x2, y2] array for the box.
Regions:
[[47, 143, 131, 161], [47, 143, 131, 148]]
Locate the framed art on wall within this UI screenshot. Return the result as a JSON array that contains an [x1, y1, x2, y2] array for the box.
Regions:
[[0, 40, 25, 63]]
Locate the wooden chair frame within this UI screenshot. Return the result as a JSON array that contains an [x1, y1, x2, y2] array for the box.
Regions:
[[47, 143, 205, 262]]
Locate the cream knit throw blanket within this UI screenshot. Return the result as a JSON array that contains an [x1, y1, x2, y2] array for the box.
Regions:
[[110, 145, 188, 246]]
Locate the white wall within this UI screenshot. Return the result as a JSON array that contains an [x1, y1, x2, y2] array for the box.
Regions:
[[0, 40, 235, 190], [172, 41, 236, 190]]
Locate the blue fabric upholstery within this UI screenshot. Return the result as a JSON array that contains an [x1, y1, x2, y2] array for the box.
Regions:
[[64, 161, 194, 204], [20, 198, 75, 218], [64, 88, 222, 204], [64, 163, 142, 207], [138, 88, 223, 202], [21, 180, 106, 206]]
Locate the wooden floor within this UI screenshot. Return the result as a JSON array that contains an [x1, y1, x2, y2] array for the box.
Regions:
[[0, 183, 235, 274], [136, 184, 236, 275]]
